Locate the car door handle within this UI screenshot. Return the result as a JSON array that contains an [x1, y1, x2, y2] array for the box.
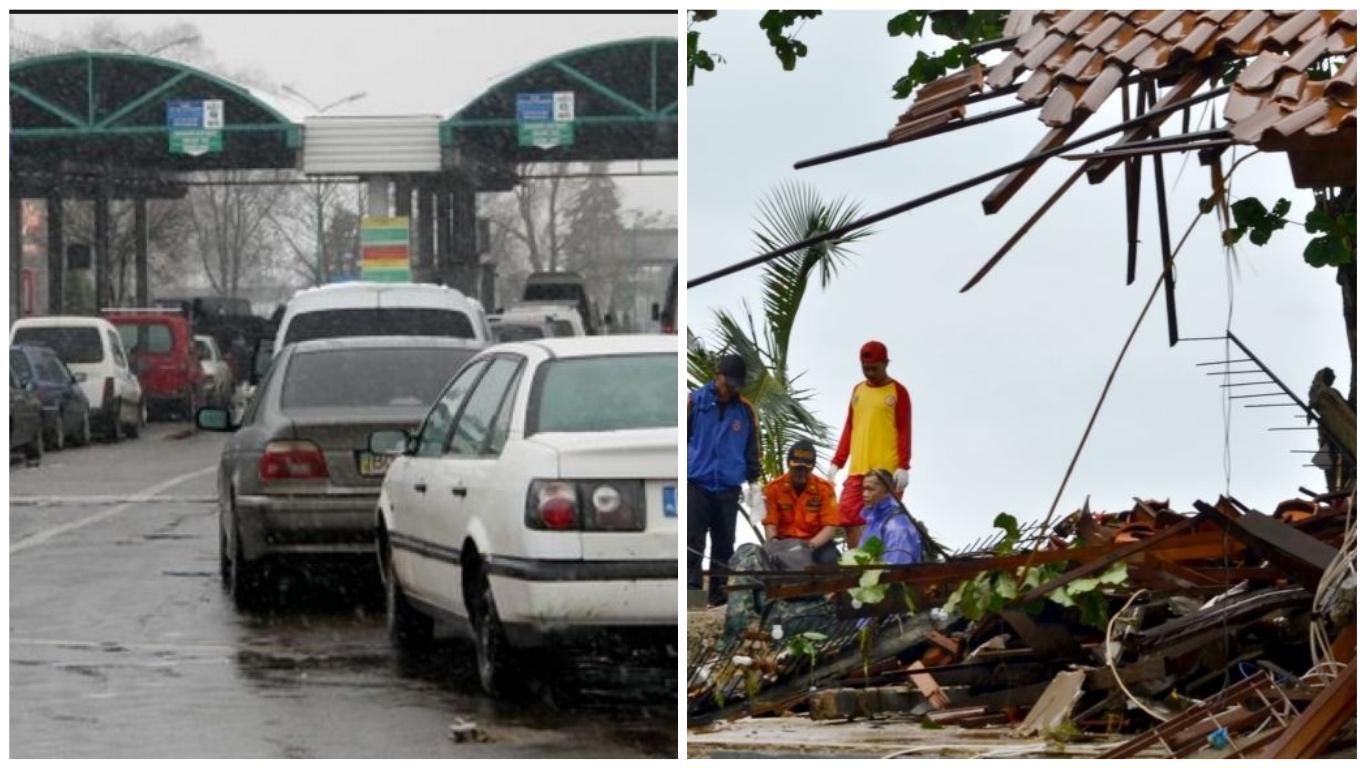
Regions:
[[414, 482, 427, 494], [450, 486, 467, 498]]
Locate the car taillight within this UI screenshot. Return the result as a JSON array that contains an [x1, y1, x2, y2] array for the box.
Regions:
[[525, 480, 645, 532], [528, 481, 577, 530], [102, 377, 115, 407], [259, 440, 329, 482]]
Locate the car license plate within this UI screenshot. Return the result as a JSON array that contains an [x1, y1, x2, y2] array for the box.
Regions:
[[663, 486, 677, 518], [357, 452, 393, 478]]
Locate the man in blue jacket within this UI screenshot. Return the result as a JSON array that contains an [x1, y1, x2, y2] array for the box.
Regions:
[[687, 354, 762, 606]]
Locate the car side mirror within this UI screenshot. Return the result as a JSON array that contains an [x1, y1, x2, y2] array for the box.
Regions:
[[369, 430, 410, 456], [196, 406, 237, 432]]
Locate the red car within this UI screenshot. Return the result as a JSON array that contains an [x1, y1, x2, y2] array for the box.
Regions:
[[105, 309, 204, 420]]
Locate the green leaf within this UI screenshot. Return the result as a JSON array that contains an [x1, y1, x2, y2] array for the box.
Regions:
[[859, 569, 883, 588], [1305, 236, 1352, 268], [1305, 207, 1332, 234], [1271, 198, 1291, 218], [861, 535, 885, 560], [1065, 575, 1102, 594], [1097, 561, 1129, 586], [995, 572, 1018, 600], [801, 631, 828, 642], [1048, 585, 1076, 608], [1075, 591, 1111, 631]]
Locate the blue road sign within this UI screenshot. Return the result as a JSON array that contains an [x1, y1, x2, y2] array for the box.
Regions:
[[516, 93, 554, 123], [166, 100, 204, 129]]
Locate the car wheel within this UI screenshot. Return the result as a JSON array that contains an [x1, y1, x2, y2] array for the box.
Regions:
[[24, 428, 43, 466], [74, 410, 92, 446], [49, 412, 66, 452], [218, 517, 231, 590], [229, 519, 264, 611], [107, 399, 124, 443], [127, 399, 144, 439], [384, 547, 433, 652], [472, 569, 515, 697]]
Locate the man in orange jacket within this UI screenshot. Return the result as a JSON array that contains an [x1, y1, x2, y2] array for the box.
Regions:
[[826, 340, 912, 547], [762, 439, 841, 564]]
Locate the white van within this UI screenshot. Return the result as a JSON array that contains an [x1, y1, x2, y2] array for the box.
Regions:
[[488, 302, 586, 342], [11, 316, 145, 440], [273, 282, 492, 354]]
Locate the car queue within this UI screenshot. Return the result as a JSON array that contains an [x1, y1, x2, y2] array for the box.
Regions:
[[191, 278, 679, 697]]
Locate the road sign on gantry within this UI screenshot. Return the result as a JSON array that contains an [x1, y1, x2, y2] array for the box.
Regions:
[[516, 91, 575, 149], [361, 217, 411, 283], [166, 99, 225, 156]]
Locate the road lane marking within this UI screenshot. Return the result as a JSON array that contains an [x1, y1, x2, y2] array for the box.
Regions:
[[10, 637, 237, 655], [10, 495, 217, 506], [10, 466, 216, 555]]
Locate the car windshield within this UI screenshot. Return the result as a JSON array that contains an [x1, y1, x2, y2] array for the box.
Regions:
[[280, 346, 475, 410], [493, 323, 545, 342], [284, 308, 475, 345], [530, 353, 676, 433], [116, 323, 173, 354], [12, 327, 103, 364]]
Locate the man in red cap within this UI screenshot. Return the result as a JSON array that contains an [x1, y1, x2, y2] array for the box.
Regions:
[[826, 340, 912, 546]]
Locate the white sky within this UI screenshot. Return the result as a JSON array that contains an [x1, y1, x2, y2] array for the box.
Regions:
[[688, 12, 1350, 549], [11, 12, 678, 216]]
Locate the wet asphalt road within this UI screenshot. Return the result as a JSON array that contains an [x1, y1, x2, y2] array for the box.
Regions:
[[10, 423, 676, 758]]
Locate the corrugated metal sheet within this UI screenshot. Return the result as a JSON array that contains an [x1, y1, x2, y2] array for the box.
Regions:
[[302, 115, 441, 174]]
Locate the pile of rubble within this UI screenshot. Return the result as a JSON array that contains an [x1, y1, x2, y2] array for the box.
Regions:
[[687, 490, 1356, 759]]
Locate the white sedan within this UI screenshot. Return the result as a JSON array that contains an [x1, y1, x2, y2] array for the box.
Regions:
[[371, 334, 677, 695]]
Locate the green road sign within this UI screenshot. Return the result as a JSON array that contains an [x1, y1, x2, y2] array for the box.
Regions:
[[169, 129, 223, 156], [518, 122, 574, 149]]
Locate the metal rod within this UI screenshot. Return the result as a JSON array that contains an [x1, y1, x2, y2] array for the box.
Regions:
[[795, 101, 1036, 170], [1180, 336, 1230, 341], [1229, 392, 1293, 399], [968, 35, 1019, 54], [1146, 82, 1179, 348], [1219, 381, 1277, 388], [1062, 140, 1233, 162], [1206, 370, 1271, 376], [1269, 427, 1319, 431], [1246, 403, 1303, 408], [690, 84, 1231, 289], [1197, 359, 1253, 366]]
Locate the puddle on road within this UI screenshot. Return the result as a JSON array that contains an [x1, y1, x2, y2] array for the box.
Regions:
[[225, 565, 677, 756]]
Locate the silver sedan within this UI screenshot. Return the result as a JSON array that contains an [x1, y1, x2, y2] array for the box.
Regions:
[[197, 336, 483, 609]]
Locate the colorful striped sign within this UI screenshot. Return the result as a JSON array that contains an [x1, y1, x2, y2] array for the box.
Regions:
[[361, 216, 410, 282]]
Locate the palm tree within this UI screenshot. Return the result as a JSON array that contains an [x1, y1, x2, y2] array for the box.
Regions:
[[688, 180, 871, 479]]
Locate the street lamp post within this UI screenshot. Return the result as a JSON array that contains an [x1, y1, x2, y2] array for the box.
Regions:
[[281, 86, 366, 285]]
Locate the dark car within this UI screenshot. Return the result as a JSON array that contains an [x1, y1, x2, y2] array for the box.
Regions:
[[197, 336, 483, 609], [11, 344, 92, 450], [10, 368, 44, 465]]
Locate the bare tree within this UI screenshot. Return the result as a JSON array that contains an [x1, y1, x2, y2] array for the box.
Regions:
[[182, 171, 291, 298]]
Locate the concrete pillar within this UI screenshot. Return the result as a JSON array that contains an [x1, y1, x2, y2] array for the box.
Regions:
[[415, 182, 435, 283], [451, 178, 478, 297], [46, 194, 64, 315], [134, 198, 149, 308], [10, 196, 22, 322], [436, 185, 453, 286], [94, 187, 112, 311], [366, 176, 389, 217]]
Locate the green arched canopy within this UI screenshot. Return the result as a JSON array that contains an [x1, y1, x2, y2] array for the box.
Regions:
[[442, 36, 677, 169], [11, 51, 301, 174]]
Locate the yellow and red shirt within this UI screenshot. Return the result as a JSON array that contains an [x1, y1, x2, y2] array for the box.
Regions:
[[763, 473, 840, 540], [833, 378, 911, 476]]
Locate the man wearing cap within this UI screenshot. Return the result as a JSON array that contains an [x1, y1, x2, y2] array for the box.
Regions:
[[763, 439, 841, 564], [687, 354, 763, 606], [827, 340, 912, 547]]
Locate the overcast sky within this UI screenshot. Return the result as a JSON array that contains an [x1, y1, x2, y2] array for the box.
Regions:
[[11, 12, 678, 216], [688, 12, 1350, 549]]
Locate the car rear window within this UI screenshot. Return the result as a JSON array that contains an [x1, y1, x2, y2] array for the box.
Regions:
[[280, 346, 476, 410], [284, 308, 476, 345], [12, 327, 104, 364], [549, 320, 576, 337], [529, 353, 676, 433], [116, 323, 174, 355], [493, 323, 546, 342]]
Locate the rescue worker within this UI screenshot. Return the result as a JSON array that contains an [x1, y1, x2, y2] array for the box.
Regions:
[[762, 439, 841, 565], [687, 353, 762, 607], [827, 340, 912, 547]]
